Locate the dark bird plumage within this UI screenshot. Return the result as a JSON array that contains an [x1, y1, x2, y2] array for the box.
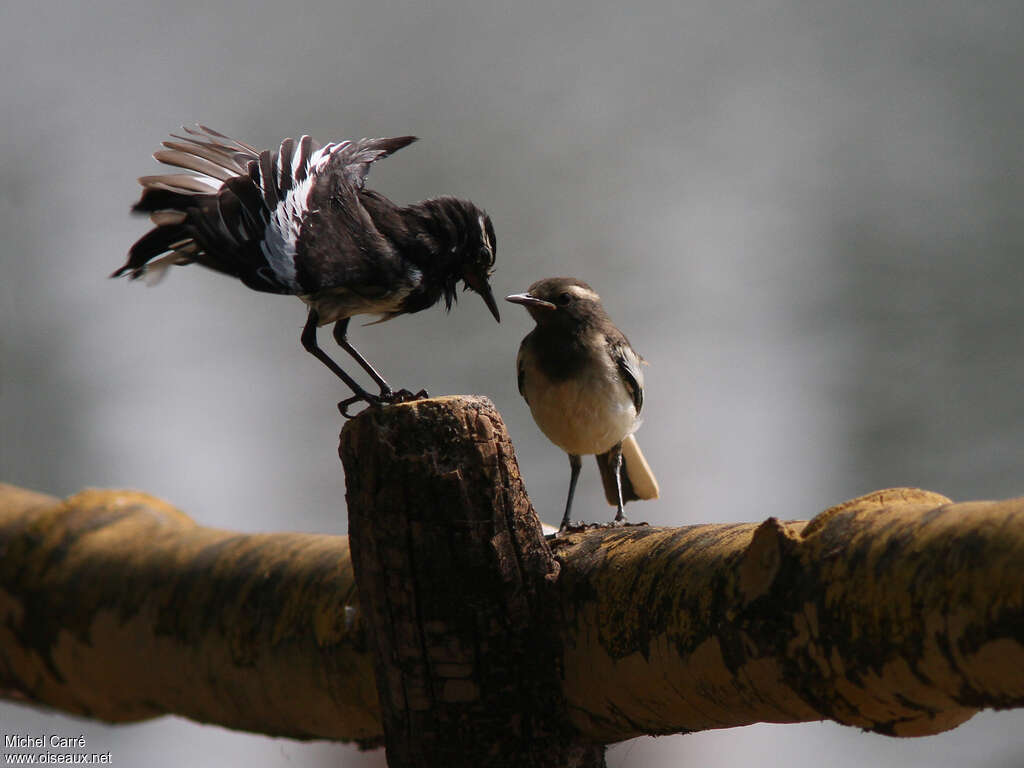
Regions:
[[507, 277, 658, 532], [113, 125, 500, 412]]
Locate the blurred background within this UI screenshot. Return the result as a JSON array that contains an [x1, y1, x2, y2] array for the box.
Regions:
[[2, 0, 1023, 765]]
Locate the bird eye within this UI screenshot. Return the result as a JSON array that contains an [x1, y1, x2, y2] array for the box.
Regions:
[[557, 292, 571, 306]]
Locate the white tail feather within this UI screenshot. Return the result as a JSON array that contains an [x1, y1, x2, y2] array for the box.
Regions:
[[621, 434, 659, 500]]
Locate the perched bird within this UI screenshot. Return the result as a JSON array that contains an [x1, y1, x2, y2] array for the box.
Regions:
[[113, 124, 500, 414], [507, 277, 658, 532]]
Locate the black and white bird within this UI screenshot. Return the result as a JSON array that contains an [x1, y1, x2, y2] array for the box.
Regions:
[[113, 125, 500, 414], [507, 278, 659, 533]]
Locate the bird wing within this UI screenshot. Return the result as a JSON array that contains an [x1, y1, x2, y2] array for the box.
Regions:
[[609, 338, 644, 415], [120, 126, 315, 293], [119, 128, 417, 296], [320, 136, 418, 190], [231, 133, 399, 292], [516, 345, 528, 400], [278, 137, 421, 296]]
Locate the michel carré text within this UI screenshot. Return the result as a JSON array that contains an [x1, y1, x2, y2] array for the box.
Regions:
[[5, 734, 87, 749]]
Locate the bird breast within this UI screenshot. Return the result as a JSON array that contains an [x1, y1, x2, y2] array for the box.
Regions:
[[520, 342, 639, 456], [301, 266, 424, 325]]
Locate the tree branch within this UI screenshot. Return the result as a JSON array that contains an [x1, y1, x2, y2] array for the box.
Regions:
[[2, 396, 1023, 753], [0, 482, 379, 745], [553, 486, 1024, 740]]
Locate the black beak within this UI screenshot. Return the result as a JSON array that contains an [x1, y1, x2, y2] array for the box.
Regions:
[[460, 272, 499, 323], [505, 292, 556, 310], [464, 272, 501, 322], [479, 282, 501, 322]]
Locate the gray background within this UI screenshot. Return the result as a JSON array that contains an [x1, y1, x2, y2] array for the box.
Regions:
[[3, 1, 1024, 766]]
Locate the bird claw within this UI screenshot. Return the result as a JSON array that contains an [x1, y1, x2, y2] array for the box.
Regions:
[[383, 388, 429, 404], [338, 394, 382, 419], [555, 520, 585, 536], [337, 388, 429, 418], [549, 518, 641, 538]]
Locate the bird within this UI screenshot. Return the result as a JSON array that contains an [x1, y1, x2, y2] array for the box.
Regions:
[[507, 277, 658, 532], [112, 124, 500, 415]]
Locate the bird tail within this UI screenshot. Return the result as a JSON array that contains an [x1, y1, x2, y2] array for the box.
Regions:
[[112, 125, 294, 294], [595, 434, 660, 506]]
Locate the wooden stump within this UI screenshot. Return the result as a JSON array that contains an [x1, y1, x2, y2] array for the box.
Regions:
[[340, 396, 605, 768]]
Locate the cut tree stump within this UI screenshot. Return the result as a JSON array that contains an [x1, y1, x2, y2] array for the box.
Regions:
[[341, 395, 606, 768]]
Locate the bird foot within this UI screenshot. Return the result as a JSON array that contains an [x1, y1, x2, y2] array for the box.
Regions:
[[552, 519, 588, 537], [610, 519, 650, 530], [337, 388, 430, 418], [547, 519, 648, 539], [384, 388, 429, 404], [338, 393, 383, 419]]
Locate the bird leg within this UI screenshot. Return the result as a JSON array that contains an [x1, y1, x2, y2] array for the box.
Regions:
[[332, 319, 428, 404], [301, 311, 382, 415], [609, 442, 628, 525], [559, 454, 583, 533], [331, 318, 392, 398]]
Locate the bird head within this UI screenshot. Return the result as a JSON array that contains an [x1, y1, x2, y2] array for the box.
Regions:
[[458, 208, 500, 322], [417, 197, 500, 322], [505, 277, 605, 327]]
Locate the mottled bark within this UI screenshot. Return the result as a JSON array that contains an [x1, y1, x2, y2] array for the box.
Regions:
[[0, 483, 379, 744], [2, 396, 1024, 760], [554, 487, 1024, 740], [340, 395, 604, 767]]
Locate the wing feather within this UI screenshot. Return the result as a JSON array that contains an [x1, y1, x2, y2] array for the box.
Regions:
[[277, 137, 295, 195], [293, 135, 313, 182], [118, 126, 416, 297], [609, 339, 644, 415], [161, 139, 250, 176], [326, 136, 418, 189], [152, 149, 234, 181]]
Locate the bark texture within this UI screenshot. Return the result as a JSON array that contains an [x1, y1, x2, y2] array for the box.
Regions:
[[2, 396, 1024, 755], [0, 483, 379, 744], [554, 486, 1024, 740], [341, 395, 604, 767]]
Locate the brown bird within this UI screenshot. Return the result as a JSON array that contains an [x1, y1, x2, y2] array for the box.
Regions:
[[507, 277, 658, 532]]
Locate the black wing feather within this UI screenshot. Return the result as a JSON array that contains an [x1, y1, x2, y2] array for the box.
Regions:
[[116, 126, 418, 297], [117, 127, 295, 294], [610, 340, 644, 415], [277, 138, 295, 196], [293, 135, 313, 182], [114, 224, 191, 277], [331, 136, 417, 189], [257, 151, 278, 210]]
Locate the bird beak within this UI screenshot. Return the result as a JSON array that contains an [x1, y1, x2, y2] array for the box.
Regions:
[[505, 292, 556, 310], [464, 272, 501, 322], [480, 283, 501, 322]]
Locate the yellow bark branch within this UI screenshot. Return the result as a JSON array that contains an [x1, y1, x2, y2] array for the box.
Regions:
[[554, 487, 1024, 740], [0, 483, 380, 745]]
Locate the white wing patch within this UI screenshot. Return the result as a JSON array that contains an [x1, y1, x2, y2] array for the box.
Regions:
[[257, 140, 348, 291], [311, 142, 347, 173]]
